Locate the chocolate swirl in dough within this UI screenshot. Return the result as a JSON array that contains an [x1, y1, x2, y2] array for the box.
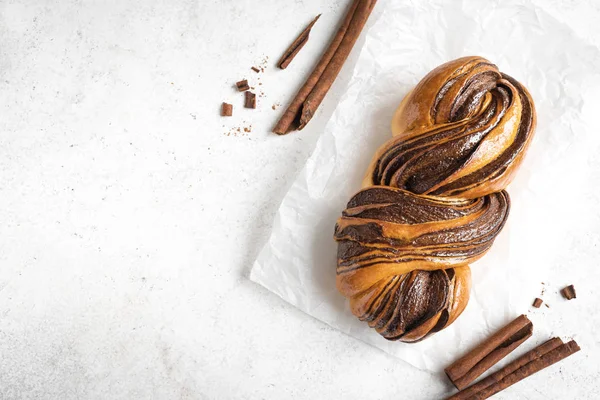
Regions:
[[334, 57, 536, 342]]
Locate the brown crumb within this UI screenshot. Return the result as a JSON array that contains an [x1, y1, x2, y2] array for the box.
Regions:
[[545, 303, 550, 308], [251, 66, 260, 73], [225, 124, 250, 137], [532, 298, 543, 308], [259, 56, 268, 72], [561, 285, 576, 300]]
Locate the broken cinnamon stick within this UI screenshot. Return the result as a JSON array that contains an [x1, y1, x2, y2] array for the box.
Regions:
[[278, 14, 321, 70], [221, 102, 233, 116], [467, 340, 580, 399], [447, 338, 564, 400], [444, 315, 533, 390], [561, 284, 576, 300], [532, 298, 543, 308], [273, 0, 378, 135], [236, 80, 250, 92], [245, 91, 256, 109]]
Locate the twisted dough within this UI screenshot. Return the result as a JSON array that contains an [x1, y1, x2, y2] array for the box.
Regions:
[[334, 57, 536, 342]]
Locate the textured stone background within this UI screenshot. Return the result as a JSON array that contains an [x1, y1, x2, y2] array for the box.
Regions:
[[1, 1, 598, 399]]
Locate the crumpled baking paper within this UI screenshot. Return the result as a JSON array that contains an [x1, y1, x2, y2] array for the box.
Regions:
[[251, 0, 600, 371]]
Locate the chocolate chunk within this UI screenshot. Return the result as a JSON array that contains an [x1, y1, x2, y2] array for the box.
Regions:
[[236, 80, 250, 92], [221, 102, 233, 117], [561, 285, 576, 300], [244, 91, 256, 109], [532, 298, 543, 308]]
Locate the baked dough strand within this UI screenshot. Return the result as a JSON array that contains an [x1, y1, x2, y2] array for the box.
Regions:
[[334, 57, 536, 342]]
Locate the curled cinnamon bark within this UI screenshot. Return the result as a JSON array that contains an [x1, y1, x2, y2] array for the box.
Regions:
[[277, 15, 321, 70], [273, 0, 377, 134]]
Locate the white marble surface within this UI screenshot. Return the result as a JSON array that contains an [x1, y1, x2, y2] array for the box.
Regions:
[[1, 1, 598, 399]]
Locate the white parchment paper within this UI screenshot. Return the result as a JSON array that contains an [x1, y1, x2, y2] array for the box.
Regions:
[[251, 0, 600, 371]]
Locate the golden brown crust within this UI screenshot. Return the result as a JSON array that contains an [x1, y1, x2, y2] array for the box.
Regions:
[[334, 56, 536, 342]]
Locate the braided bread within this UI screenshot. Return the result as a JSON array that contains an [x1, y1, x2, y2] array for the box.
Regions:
[[334, 57, 536, 342]]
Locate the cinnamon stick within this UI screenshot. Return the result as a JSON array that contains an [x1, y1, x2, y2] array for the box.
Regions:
[[273, 0, 377, 135], [444, 315, 533, 390], [277, 14, 321, 70], [447, 338, 564, 400], [467, 340, 580, 399]]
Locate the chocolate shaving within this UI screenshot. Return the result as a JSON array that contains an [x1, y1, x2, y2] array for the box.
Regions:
[[561, 284, 576, 300], [532, 298, 543, 308], [236, 80, 250, 92], [277, 14, 321, 70], [245, 91, 256, 109], [221, 102, 233, 117]]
